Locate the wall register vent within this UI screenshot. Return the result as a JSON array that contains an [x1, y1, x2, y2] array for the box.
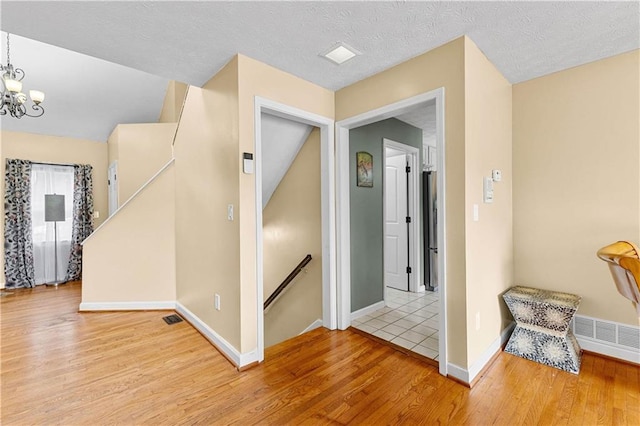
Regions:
[[571, 314, 640, 362]]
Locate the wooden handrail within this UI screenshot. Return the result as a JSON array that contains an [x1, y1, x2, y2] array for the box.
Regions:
[[264, 254, 312, 310]]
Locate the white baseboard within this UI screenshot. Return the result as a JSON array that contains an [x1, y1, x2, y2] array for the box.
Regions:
[[577, 337, 640, 364], [0, 281, 5, 289], [448, 321, 515, 385], [447, 315, 639, 386], [300, 319, 323, 335], [448, 316, 639, 386], [446, 363, 469, 384], [571, 314, 639, 365], [467, 321, 515, 382], [78, 301, 176, 311], [351, 300, 386, 322], [176, 302, 259, 369]]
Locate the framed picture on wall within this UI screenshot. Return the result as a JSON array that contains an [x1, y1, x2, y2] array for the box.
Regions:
[[356, 151, 373, 187]]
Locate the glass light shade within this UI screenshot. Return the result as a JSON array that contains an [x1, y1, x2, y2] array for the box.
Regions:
[[4, 78, 22, 93], [30, 90, 45, 104], [16, 92, 27, 104]]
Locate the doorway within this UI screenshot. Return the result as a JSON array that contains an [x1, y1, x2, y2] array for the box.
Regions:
[[254, 97, 335, 363], [384, 147, 408, 291], [383, 139, 420, 293], [260, 113, 321, 348], [107, 161, 118, 216], [336, 88, 447, 375]]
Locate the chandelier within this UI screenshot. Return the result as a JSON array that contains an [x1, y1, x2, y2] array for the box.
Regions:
[[1, 33, 45, 119]]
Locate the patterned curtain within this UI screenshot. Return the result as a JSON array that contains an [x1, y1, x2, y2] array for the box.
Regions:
[[4, 159, 36, 288], [65, 164, 94, 281]]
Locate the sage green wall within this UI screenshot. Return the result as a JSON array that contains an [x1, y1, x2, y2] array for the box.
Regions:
[[349, 118, 423, 312]]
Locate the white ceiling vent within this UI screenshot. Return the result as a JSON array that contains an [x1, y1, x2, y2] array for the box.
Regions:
[[321, 43, 361, 65]]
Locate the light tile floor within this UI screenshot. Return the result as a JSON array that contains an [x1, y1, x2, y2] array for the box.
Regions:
[[352, 287, 440, 360]]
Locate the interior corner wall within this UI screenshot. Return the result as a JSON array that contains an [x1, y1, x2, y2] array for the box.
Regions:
[[107, 122, 177, 205], [158, 80, 189, 123], [513, 49, 640, 326], [335, 37, 469, 368], [107, 126, 119, 166], [174, 58, 242, 351], [463, 38, 514, 365], [349, 118, 423, 312], [81, 163, 176, 304], [1, 131, 108, 287], [237, 54, 334, 354], [263, 128, 322, 347]]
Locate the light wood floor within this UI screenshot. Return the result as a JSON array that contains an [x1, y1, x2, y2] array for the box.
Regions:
[[1, 282, 638, 425]]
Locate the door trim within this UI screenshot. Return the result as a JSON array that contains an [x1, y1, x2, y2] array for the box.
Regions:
[[335, 87, 447, 376], [254, 96, 336, 363], [382, 138, 421, 294], [108, 160, 118, 217]]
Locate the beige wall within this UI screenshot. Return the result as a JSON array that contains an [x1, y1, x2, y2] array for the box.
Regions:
[[174, 54, 333, 355], [463, 38, 514, 364], [159, 80, 189, 123], [107, 122, 176, 205], [81, 163, 176, 303], [336, 37, 470, 367], [1, 131, 108, 287], [174, 59, 242, 350], [236, 54, 334, 352], [263, 128, 322, 347], [513, 50, 640, 326]]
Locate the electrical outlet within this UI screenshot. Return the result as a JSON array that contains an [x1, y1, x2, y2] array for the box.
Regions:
[[214, 294, 221, 311], [475, 312, 481, 330], [227, 204, 234, 221]]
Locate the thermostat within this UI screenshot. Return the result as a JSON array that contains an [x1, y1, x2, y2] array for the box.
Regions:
[[243, 153, 254, 174], [483, 176, 494, 203]]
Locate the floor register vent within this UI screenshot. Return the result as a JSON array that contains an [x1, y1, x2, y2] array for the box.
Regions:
[[163, 314, 184, 325], [572, 315, 640, 350]]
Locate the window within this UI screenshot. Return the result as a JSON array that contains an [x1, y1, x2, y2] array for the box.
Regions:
[[30, 164, 75, 284]]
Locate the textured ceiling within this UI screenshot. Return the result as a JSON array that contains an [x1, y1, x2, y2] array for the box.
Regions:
[[2, 1, 638, 90], [395, 102, 437, 141], [1, 1, 638, 143]]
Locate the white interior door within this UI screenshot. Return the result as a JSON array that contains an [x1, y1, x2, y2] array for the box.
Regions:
[[384, 149, 408, 291], [108, 161, 118, 216]]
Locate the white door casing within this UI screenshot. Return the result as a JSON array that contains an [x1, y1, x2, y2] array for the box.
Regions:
[[254, 96, 336, 365], [336, 88, 447, 376], [107, 161, 118, 216], [384, 150, 408, 291]]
